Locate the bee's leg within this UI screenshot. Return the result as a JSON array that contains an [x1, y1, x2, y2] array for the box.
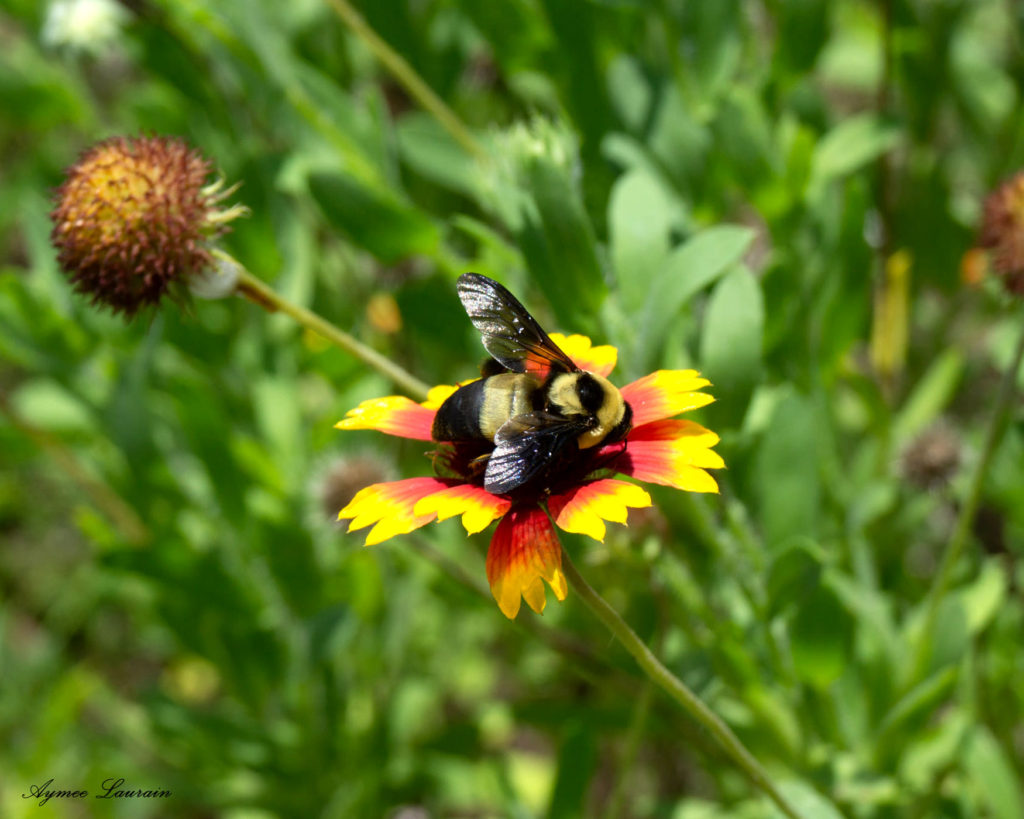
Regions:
[[467, 453, 489, 483]]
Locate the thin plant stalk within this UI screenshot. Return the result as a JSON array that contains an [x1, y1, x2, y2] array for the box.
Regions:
[[231, 263, 431, 401], [325, 0, 485, 159], [560, 549, 805, 819], [911, 309, 1024, 681]]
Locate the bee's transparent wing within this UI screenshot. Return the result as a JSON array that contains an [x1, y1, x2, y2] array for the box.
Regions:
[[457, 273, 577, 377]]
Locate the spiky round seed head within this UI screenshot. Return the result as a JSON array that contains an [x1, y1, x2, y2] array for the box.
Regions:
[[50, 135, 224, 317], [980, 171, 1024, 297]]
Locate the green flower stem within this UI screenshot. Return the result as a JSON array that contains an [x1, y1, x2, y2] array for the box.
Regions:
[[912, 308, 1024, 681], [232, 265, 431, 401], [325, 0, 485, 159], [561, 549, 804, 819]]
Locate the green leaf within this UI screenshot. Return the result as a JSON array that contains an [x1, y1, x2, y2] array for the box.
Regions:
[[745, 686, 803, 759], [789, 576, 853, 690], [775, 0, 829, 73], [252, 376, 304, 487], [930, 595, 971, 673], [901, 590, 971, 687], [547, 723, 596, 819], [754, 391, 819, 548], [893, 348, 965, 441], [766, 539, 825, 618], [818, 19, 883, 91], [516, 156, 605, 332], [959, 559, 1007, 636], [11, 378, 96, 435], [828, 572, 902, 677], [641, 225, 755, 366], [810, 114, 900, 188], [713, 89, 776, 191], [771, 780, 845, 819], [964, 726, 1024, 819], [781, 119, 817, 200], [648, 88, 712, 194], [876, 666, 958, 757], [606, 55, 651, 132], [263, 523, 321, 617], [699, 265, 763, 402], [952, 28, 1017, 135], [308, 172, 440, 263], [900, 708, 971, 792], [396, 112, 479, 197], [677, 1, 744, 103], [609, 168, 678, 317]]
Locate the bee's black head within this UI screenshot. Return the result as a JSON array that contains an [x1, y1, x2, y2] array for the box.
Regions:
[[575, 373, 605, 414]]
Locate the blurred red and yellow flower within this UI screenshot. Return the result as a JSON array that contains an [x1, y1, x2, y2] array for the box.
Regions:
[[336, 334, 722, 619]]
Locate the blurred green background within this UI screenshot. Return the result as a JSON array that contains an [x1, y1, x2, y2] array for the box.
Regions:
[[2, 0, 1023, 816]]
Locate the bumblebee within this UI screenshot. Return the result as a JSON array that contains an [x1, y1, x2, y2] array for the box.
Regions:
[[432, 273, 633, 495]]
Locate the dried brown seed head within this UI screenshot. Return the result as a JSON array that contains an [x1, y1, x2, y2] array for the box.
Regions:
[[50, 135, 242, 317], [980, 172, 1024, 297]]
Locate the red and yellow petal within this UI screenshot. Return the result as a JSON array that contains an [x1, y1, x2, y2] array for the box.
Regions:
[[615, 441, 721, 493], [335, 396, 436, 441], [339, 477, 457, 545], [606, 420, 723, 493], [421, 383, 460, 410], [550, 332, 617, 377], [548, 479, 652, 543], [628, 420, 724, 467], [625, 418, 713, 442], [621, 370, 714, 427], [414, 483, 511, 535], [486, 505, 567, 619], [335, 383, 459, 440]]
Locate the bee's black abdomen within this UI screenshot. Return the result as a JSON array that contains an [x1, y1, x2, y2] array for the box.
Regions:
[[432, 379, 487, 442]]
